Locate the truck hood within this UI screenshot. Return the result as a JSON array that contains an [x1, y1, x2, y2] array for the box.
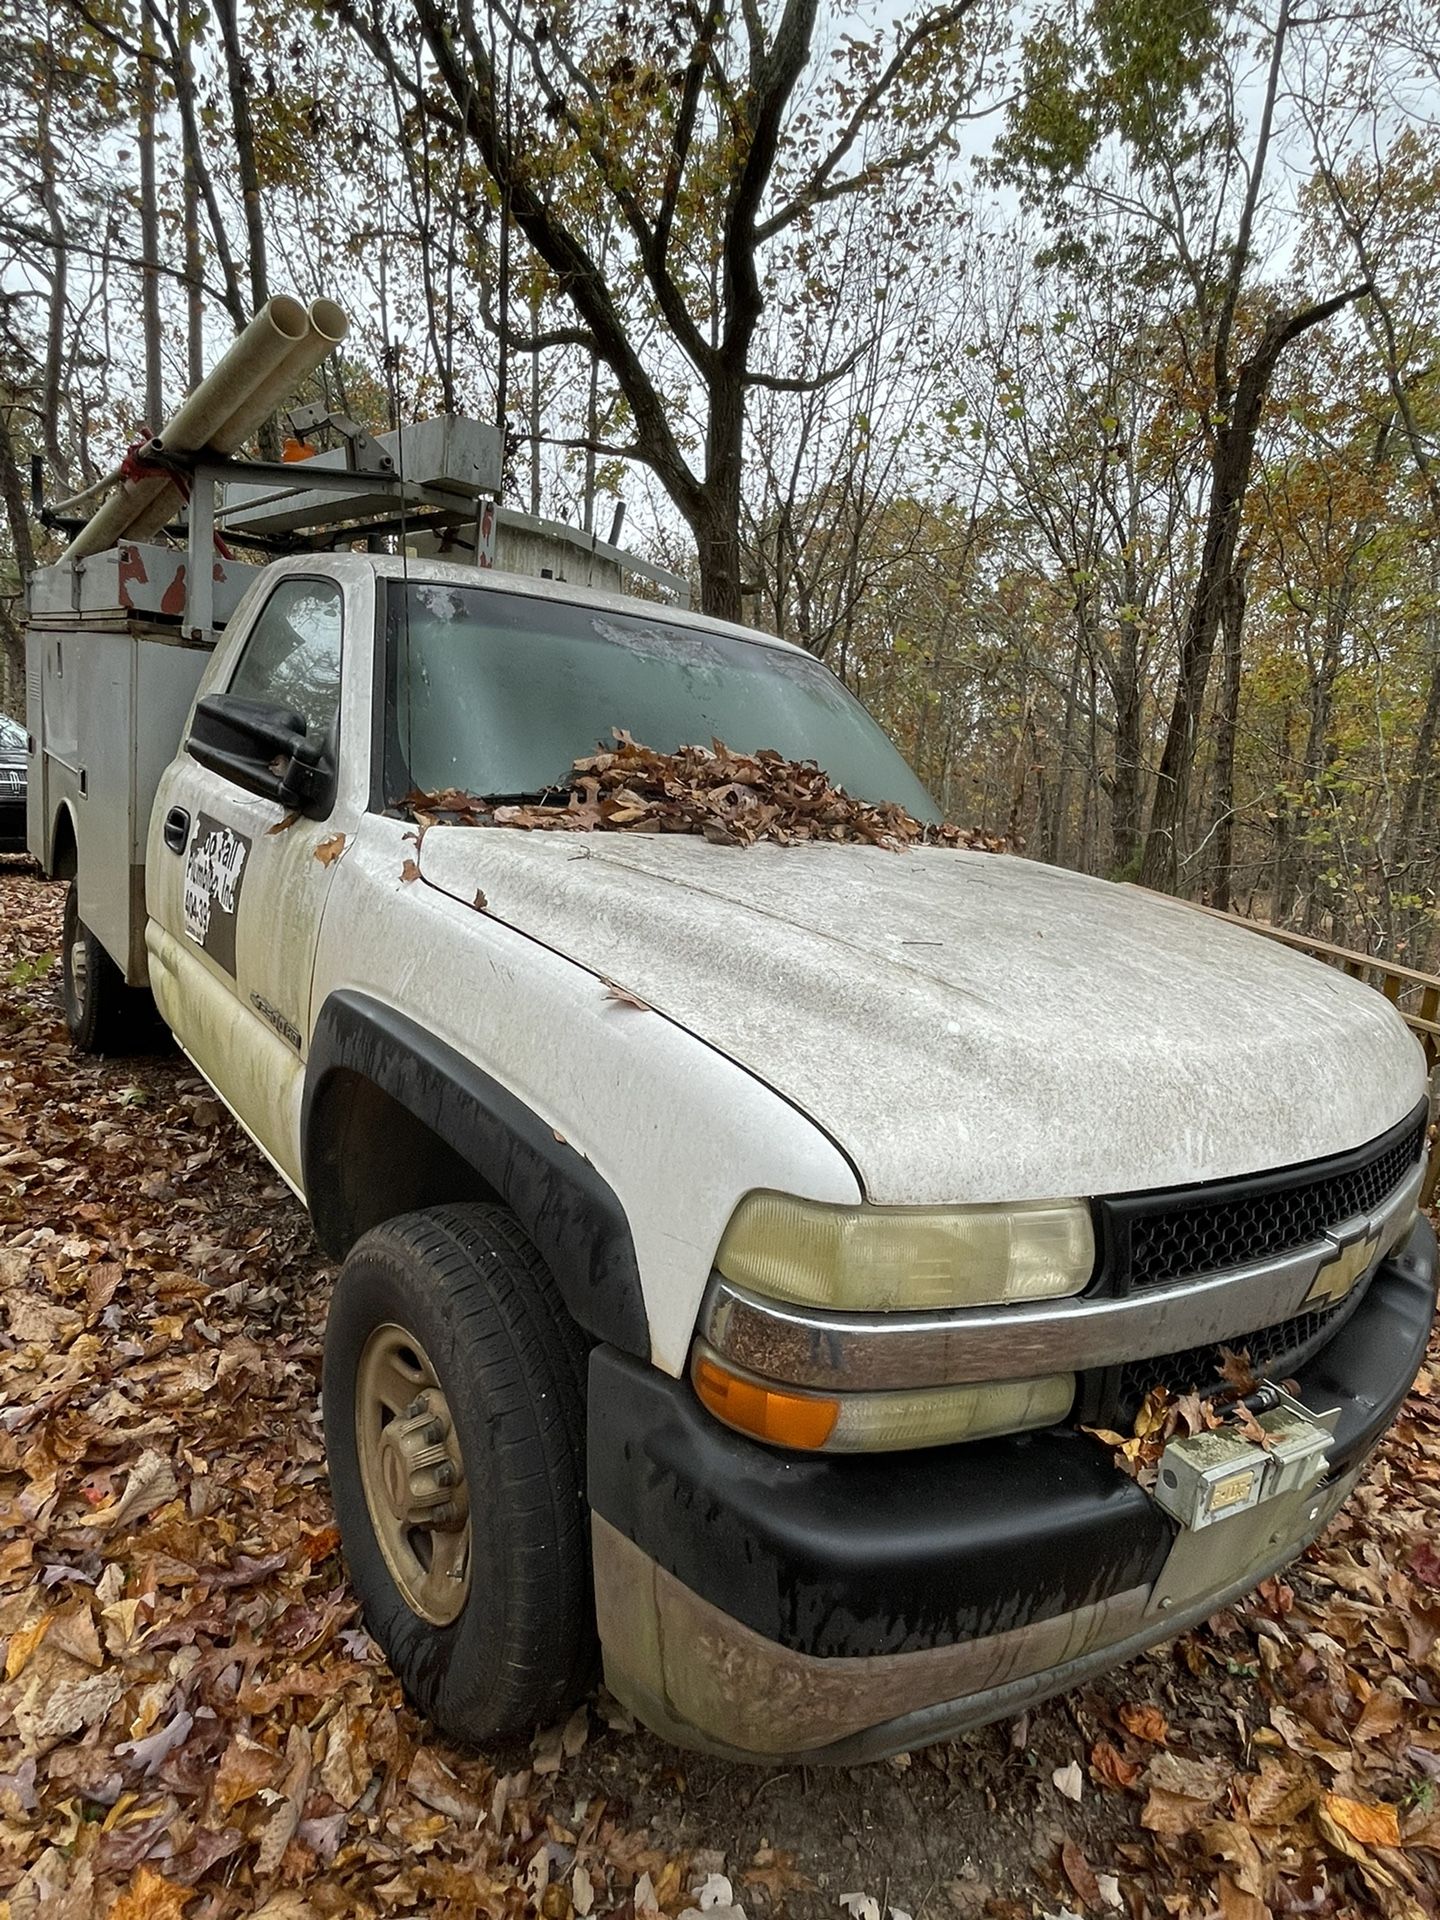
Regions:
[[418, 830, 1425, 1205]]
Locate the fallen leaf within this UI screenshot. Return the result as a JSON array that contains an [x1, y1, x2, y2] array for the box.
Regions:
[[1052, 1760, 1084, 1802], [1117, 1702, 1169, 1745], [4, 1612, 52, 1679], [212, 1735, 283, 1814], [313, 833, 346, 865], [1090, 1740, 1141, 1790], [105, 1864, 194, 1920], [253, 1722, 312, 1877], [7, 1293, 81, 1347], [1202, 1819, 1264, 1898], [1061, 1841, 1100, 1907], [80, 1449, 179, 1532], [1216, 1876, 1265, 1920], [13, 1655, 124, 1751], [401, 859, 421, 883], [602, 977, 652, 1010], [407, 1747, 486, 1824], [839, 1896, 880, 1920], [318, 1712, 370, 1809], [1322, 1791, 1402, 1850]]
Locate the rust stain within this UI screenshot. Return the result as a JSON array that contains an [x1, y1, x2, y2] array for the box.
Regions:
[[160, 564, 188, 618], [117, 544, 148, 602]]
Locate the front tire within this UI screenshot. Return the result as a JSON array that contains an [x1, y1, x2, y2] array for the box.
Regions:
[[61, 881, 152, 1054], [322, 1204, 595, 1743]]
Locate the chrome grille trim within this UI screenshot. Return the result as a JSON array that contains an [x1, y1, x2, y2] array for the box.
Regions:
[[700, 1158, 1423, 1392]]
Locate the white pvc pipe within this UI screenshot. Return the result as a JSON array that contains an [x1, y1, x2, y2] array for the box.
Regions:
[[211, 298, 350, 453], [63, 295, 315, 561]]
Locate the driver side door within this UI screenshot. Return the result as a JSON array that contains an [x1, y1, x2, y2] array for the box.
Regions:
[[147, 571, 353, 1190]]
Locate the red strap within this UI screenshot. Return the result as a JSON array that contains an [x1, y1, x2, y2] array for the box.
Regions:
[[122, 432, 233, 560], [119, 433, 190, 502]]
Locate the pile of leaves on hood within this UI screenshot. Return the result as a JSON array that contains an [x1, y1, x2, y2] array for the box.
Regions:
[[2, 863, 1440, 1920], [406, 733, 1006, 852]]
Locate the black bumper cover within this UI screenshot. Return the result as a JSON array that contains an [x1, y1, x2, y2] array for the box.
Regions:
[[588, 1218, 1437, 1660]]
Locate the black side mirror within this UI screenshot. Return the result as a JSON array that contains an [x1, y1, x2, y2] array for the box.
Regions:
[[187, 694, 331, 813]]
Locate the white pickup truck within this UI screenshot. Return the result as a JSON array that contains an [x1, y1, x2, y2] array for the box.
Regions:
[[24, 462, 1437, 1765]]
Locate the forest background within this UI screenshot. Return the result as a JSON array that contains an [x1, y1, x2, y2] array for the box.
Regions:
[[4, 0, 1440, 955]]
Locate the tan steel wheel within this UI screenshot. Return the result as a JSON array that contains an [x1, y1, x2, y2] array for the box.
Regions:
[[355, 1323, 471, 1626]]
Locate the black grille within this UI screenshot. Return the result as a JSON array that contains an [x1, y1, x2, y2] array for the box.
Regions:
[[1080, 1105, 1428, 1431], [1121, 1117, 1425, 1290], [1110, 1295, 1356, 1427]]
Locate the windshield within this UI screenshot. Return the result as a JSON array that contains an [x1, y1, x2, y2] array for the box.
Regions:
[[0, 715, 23, 752], [382, 582, 937, 820]]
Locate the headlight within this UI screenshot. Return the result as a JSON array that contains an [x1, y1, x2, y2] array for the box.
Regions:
[[692, 1344, 1074, 1452], [715, 1191, 1095, 1312]]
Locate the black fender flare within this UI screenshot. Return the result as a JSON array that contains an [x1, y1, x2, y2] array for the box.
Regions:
[[302, 989, 649, 1359]]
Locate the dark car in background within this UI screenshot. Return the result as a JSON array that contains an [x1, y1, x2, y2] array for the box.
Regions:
[[0, 714, 26, 852]]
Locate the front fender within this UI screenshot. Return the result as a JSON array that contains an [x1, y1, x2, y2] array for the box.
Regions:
[[303, 989, 651, 1358]]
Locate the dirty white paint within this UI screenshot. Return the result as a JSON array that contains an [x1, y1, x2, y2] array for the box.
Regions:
[[310, 816, 861, 1374], [138, 549, 1427, 1376], [416, 831, 1426, 1207], [146, 560, 376, 1186]]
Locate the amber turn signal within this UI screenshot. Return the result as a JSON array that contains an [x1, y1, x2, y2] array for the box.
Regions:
[[692, 1353, 839, 1449]]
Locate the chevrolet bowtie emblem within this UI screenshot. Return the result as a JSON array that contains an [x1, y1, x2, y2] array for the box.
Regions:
[[1305, 1228, 1382, 1309]]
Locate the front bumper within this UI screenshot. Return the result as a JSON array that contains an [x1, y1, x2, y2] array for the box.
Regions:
[[588, 1218, 1437, 1764]]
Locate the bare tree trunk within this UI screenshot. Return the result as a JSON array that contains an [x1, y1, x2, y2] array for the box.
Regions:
[[1208, 565, 1246, 913], [0, 404, 36, 705], [1047, 637, 1083, 867], [36, 84, 71, 489], [154, 0, 247, 330], [1141, 289, 1367, 892], [183, 161, 204, 389], [582, 351, 598, 533], [137, 14, 163, 428], [210, 0, 278, 453], [211, 0, 268, 314]]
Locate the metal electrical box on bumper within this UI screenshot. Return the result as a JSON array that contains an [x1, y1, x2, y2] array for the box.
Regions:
[[586, 1211, 1437, 1767]]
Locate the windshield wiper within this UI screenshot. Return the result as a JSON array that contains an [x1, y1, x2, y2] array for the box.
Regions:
[[480, 787, 571, 806]]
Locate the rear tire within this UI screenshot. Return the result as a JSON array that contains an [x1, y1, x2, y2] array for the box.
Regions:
[[322, 1203, 595, 1744], [61, 881, 154, 1054]]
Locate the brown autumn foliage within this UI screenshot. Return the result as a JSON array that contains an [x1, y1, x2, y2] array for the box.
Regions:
[[405, 735, 1008, 853], [1, 864, 1439, 1920]]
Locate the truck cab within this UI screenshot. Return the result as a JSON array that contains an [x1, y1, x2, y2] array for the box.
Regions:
[[26, 446, 1438, 1766]]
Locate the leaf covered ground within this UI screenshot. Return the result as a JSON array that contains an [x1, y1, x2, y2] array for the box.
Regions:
[[1, 862, 1439, 1920]]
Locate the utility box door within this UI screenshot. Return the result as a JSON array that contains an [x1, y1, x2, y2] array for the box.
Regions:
[[26, 625, 211, 983]]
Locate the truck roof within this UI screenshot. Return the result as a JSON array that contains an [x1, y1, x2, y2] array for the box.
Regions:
[[307, 551, 809, 660]]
